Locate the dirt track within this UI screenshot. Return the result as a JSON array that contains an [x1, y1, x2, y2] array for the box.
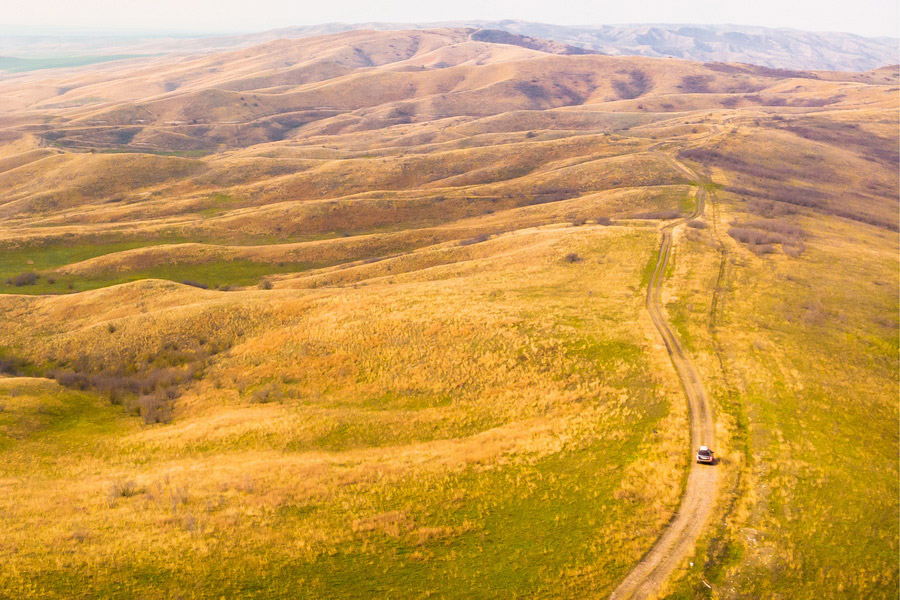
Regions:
[[608, 159, 720, 600]]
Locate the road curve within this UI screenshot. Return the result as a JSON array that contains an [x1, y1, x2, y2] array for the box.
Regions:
[[608, 166, 720, 600]]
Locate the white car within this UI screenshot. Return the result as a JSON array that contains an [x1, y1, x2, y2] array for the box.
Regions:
[[696, 446, 715, 464]]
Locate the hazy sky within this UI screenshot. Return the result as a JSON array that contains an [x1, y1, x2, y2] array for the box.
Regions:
[[3, 0, 899, 38]]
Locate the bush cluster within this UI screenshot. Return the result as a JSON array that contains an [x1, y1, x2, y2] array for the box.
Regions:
[[631, 209, 681, 220], [728, 218, 806, 256], [612, 70, 651, 99], [6, 272, 38, 286]]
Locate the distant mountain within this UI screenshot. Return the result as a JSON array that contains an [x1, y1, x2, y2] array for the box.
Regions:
[[1, 21, 896, 72], [473, 21, 900, 71], [251, 21, 899, 72]]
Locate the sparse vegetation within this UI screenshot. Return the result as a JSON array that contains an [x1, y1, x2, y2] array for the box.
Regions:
[[137, 391, 172, 424], [727, 218, 806, 255], [6, 272, 38, 287], [632, 209, 681, 220], [679, 75, 713, 93], [612, 69, 651, 99]]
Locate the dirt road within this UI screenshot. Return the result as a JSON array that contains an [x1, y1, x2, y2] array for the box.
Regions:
[[608, 163, 720, 600]]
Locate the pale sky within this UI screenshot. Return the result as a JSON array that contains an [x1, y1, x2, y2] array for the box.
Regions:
[[2, 0, 899, 38]]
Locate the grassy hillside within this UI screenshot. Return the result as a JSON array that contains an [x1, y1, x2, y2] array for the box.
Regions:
[[0, 227, 694, 598], [0, 27, 896, 599]]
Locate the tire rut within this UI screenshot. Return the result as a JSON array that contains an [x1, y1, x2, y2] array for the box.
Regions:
[[608, 158, 720, 600]]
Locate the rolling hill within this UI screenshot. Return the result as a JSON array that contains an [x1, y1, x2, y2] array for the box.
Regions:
[[0, 27, 897, 599]]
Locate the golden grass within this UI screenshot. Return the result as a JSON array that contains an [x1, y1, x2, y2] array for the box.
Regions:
[[0, 30, 896, 598], [658, 165, 898, 598], [0, 226, 695, 597]]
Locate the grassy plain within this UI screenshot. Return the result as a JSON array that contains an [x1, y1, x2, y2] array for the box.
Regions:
[[0, 55, 150, 73]]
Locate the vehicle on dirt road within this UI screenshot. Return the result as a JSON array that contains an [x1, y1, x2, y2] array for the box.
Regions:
[[696, 446, 715, 464]]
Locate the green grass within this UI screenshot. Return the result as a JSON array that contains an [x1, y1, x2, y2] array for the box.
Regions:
[[196, 192, 244, 217], [6, 398, 670, 599], [0, 55, 151, 73], [0, 379, 134, 460], [4, 259, 333, 294], [0, 240, 179, 275], [640, 239, 662, 288], [94, 259, 332, 289], [0, 240, 182, 294], [679, 194, 696, 214], [665, 299, 696, 352], [0, 238, 343, 294], [270, 431, 663, 599]]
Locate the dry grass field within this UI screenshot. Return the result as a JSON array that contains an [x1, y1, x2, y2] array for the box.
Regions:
[[0, 28, 896, 599]]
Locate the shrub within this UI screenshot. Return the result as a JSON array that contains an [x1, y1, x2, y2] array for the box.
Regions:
[[748, 243, 777, 255], [743, 94, 788, 106], [0, 355, 27, 376], [746, 199, 798, 218], [55, 370, 88, 390], [138, 391, 172, 424], [106, 479, 143, 507], [631, 209, 681, 220], [687, 220, 707, 229], [6, 272, 37, 286], [681, 148, 840, 185], [725, 185, 824, 209], [564, 253, 583, 263], [259, 279, 273, 290], [108, 389, 123, 406], [728, 217, 806, 256], [740, 219, 804, 238], [110, 479, 139, 498], [251, 382, 282, 404], [595, 216, 612, 226], [783, 241, 806, 258], [728, 227, 781, 246]]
